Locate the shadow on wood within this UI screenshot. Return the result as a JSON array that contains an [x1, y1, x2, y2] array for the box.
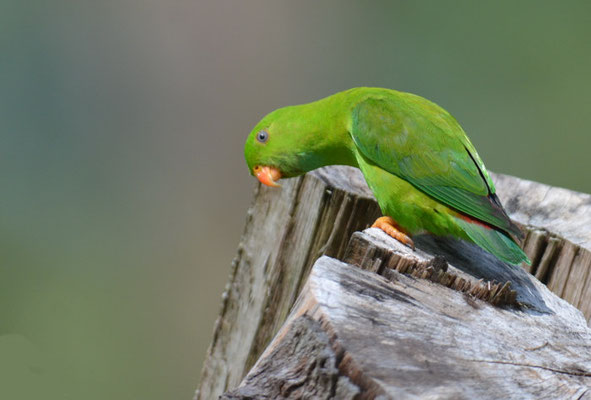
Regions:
[[223, 255, 591, 399], [413, 234, 552, 313]]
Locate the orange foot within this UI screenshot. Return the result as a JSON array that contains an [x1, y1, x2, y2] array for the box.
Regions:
[[372, 216, 415, 250]]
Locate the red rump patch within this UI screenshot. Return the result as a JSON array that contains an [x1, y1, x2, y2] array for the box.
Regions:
[[459, 213, 493, 230]]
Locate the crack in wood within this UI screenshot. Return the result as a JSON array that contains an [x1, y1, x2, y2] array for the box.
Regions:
[[574, 388, 589, 400], [463, 358, 591, 378]]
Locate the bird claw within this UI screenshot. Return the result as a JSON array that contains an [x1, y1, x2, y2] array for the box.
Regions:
[[372, 216, 415, 250]]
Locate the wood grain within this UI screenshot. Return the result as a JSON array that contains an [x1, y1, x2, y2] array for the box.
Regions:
[[225, 254, 591, 399], [196, 167, 380, 400], [197, 166, 591, 399]]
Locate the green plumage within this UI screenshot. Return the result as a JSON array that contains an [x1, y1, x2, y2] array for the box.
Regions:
[[244, 87, 530, 265]]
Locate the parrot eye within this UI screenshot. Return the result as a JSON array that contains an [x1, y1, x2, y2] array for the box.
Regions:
[[256, 130, 269, 143]]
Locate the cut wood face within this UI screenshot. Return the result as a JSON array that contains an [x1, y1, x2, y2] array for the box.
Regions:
[[493, 173, 591, 251], [491, 173, 591, 318]]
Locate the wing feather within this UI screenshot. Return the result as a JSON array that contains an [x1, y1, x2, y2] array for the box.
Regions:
[[350, 95, 522, 238]]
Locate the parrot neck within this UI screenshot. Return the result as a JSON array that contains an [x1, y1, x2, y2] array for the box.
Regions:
[[289, 93, 360, 173]]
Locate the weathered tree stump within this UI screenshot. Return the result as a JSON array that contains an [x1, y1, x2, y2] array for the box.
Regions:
[[196, 166, 591, 400], [223, 253, 591, 399]]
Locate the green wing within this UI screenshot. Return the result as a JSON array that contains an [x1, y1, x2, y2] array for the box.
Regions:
[[350, 94, 522, 238]]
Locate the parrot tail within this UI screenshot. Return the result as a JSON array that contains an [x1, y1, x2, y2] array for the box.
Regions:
[[455, 217, 531, 266]]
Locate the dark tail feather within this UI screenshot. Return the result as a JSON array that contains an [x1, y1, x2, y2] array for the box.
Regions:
[[455, 217, 531, 266]]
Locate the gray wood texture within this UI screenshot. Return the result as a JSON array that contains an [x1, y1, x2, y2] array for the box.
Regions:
[[196, 167, 381, 400], [493, 174, 591, 316], [224, 254, 591, 399], [196, 166, 591, 399]]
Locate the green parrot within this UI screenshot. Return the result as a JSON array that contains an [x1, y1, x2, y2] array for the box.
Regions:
[[244, 87, 530, 265]]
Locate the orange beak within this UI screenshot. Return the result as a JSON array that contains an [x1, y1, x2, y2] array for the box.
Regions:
[[253, 166, 281, 187]]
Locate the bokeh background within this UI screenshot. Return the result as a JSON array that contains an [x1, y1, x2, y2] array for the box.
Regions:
[[1, 1, 590, 399]]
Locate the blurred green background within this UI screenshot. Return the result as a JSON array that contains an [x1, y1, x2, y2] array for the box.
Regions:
[[1, 1, 590, 399]]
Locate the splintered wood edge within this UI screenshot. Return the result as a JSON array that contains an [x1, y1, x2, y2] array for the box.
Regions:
[[344, 229, 517, 308], [345, 228, 589, 325]]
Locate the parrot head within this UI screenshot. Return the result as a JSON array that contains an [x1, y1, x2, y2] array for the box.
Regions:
[[244, 105, 322, 187]]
